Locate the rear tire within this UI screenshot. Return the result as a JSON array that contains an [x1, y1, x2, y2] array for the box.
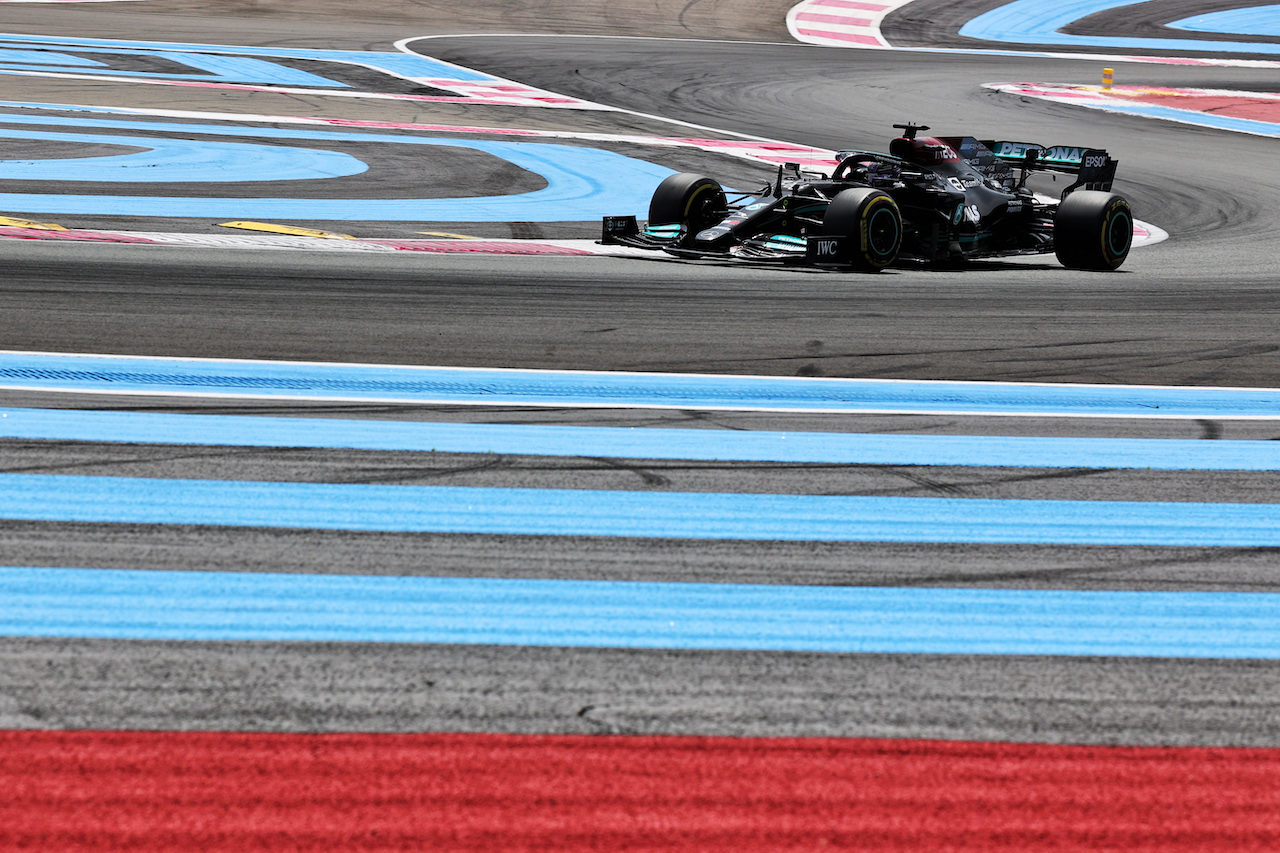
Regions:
[[1054, 190, 1132, 270], [648, 173, 727, 235], [822, 188, 902, 271]]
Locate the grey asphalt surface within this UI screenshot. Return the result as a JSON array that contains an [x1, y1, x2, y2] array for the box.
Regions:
[[3, 241, 1279, 386], [2, 1, 1280, 746]]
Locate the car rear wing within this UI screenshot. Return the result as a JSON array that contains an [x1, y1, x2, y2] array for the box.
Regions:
[[982, 141, 1117, 194]]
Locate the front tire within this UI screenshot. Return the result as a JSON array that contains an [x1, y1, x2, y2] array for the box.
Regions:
[[822, 188, 902, 271], [1054, 190, 1132, 270], [648, 173, 727, 236]]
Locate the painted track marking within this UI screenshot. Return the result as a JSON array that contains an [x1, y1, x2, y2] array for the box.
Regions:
[[988, 82, 1280, 137], [6, 406, 1280, 470], [789, 0, 1280, 68], [3, 351, 1280, 417], [6, 567, 1280, 656], [7, 730, 1280, 852], [0, 125, 368, 182], [3, 475, 1279, 546], [0, 33, 595, 108], [961, 0, 1280, 56], [0, 111, 673, 220], [1174, 7, 1280, 37]]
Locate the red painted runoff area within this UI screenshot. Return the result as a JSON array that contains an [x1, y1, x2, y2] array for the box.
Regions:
[[3, 729, 1280, 851], [0, 225, 159, 244], [1123, 91, 1280, 124]]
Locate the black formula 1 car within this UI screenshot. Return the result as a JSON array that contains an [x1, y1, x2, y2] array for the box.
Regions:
[[601, 124, 1133, 271]]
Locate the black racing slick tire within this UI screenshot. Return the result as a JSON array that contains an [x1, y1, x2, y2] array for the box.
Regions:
[[1054, 190, 1132, 271], [822, 188, 902, 271], [648, 173, 727, 234]]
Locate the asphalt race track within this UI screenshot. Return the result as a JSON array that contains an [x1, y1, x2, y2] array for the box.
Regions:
[[3, 0, 1280, 848]]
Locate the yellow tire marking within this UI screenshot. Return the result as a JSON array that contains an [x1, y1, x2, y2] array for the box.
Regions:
[[219, 221, 357, 240], [0, 216, 68, 231]]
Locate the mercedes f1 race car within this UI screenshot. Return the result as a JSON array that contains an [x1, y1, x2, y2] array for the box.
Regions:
[[601, 124, 1133, 271]]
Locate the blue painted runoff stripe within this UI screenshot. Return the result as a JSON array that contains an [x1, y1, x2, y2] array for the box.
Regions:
[[0, 113, 669, 221], [0, 44, 346, 88], [3, 474, 1280, 546], [0, 33, 495, 82], [961, 0, 1280, 55], [5, 351, 1280, 417], [0, 127, 367, 183], [4, 566, 1280, 658], [1172, 6, 1280, 37], [5, 407, 1280, 471], [0, 49, 104, 67]]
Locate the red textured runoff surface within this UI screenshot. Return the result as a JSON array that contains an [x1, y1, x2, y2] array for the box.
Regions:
[[0, 226, 158, 243], [3, 729, 1280, 851], [1127, 92, 1280, 123]]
